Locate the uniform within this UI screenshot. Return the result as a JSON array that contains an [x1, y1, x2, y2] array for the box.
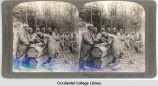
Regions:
[[64, 34, 69, 50], [69, 34, 78, 53], [79, 31, 94, 69], [124, 34, 130, 50], [43, 34, 58, 58], [116, 32, 125, 57], [13, 28, 19, 59], [59, 34, 65, 50], [16, 29, 30, 59], [134, 34, 143, 53], [129, 34, 135, 50], [95, 32, 103, 40], [107, 34, 122, 63]]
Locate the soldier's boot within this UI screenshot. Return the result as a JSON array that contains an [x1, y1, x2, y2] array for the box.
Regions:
[[54, 52, 59, 59], [79, 61, 88, 70], [108, 56, 119, 67], [42, 57, 52, 65], [120, 52, 125, 59]]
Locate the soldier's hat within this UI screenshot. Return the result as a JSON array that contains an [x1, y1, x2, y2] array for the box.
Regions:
[[101, 27, 105, 32], [48, 27, 52, 30], [23, 24, 29, 30], [23, 23, 29, 26], [87, 23, 94, 31], [112, 27, 117, 31], [119, 29, 123, 32], [93, 27, 98, 31], [102, 32, 108, 38]]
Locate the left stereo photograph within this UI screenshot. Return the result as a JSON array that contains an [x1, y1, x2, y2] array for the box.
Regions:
[[13, 1, 80, 72]]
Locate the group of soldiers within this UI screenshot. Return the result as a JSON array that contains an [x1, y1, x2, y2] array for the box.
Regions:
[[13, 21, 78, 67], [79, 23, 143, 70], [13, 20, 143, 69]]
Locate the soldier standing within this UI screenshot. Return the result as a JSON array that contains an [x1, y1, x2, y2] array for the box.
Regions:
[[69, 34, 78, 54], [102, 32, 122, 66], [59, 33, 65, 50], [134, 33, 143, 53], [124, 33, 130, 50], [16, 24, 30, 60], [79, 24, 94, 70]]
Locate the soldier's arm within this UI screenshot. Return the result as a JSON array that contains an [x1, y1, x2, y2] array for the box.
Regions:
[[18, 33, 29, 45], [54, 36, 60, 41], [93, 39, 100, 43], [43, 33, 50, 38], [29, 34, 37, 43], [120, 36, 125, 41], [82, 33, 93, 45]]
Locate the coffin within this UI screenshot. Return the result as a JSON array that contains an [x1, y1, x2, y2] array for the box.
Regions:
[[27, 44, 45, 58], [91, 44, 110, 58]]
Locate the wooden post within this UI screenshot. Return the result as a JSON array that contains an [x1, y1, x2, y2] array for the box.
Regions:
[[34, 2, 37, 29], [111, 17, 113, 29], [26, 3, 28, 24], [100, 7, 103, 27], [45, 3, 47, 29], [91, 6, 93, 24], [59, 3, 60, 32], [125, 4, 127, 34]]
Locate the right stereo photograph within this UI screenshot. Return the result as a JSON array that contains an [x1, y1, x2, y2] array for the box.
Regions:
[[78, 1, 145, 72]]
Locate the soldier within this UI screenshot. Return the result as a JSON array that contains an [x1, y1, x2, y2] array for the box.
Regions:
[[36, 27, 40, 33], [40, 27, 46, 34], [95, 27, 105, 40], [16, 24, 30, 60], [27, 27, 37, 44], [111, 27, 116, 35], [41, 32, 60, 65], [69, 34, 78, 53], [64, 32, 69, 50], [124, 33, 130, 50], [134, 33, 143, 53], [81, 22, 87, 30], [92, 27, 98, 39], [113, 27, 121, 37], [79, 24, 94, 70], [117, 29, 125, 58], [13, 22, 21, 59], [119, 29, 123, 35], [52, 29, 60, 55], [46, 27, 53, 35], [129, 33, 135, 50], [59, 33, 65, 50], [106, 26, 111, 33], [102, 32, 122, 66]]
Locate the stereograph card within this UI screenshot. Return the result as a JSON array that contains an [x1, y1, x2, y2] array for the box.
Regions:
[[1, 0, 156, 78]]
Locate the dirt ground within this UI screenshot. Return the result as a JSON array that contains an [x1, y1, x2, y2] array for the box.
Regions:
[[82, 48, 145, 72], [13, 47, 145, 72]]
